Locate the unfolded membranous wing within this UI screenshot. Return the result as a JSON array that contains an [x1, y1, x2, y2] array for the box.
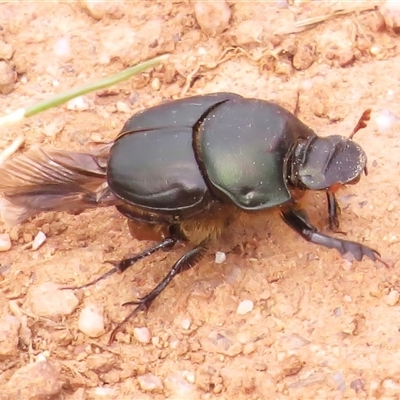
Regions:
[[0, 144, 119, 226]]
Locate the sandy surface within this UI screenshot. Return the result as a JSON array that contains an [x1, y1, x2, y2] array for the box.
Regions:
[[0, 1, 399, 399]]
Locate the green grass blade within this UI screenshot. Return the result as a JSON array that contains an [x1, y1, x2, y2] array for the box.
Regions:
[[25, 54, 168, 117], [0, 54, 168, 128]]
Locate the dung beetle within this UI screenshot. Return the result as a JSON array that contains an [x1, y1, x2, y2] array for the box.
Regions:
[[0, 92, 385, 343]]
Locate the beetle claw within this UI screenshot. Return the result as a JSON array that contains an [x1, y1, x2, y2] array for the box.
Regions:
[[108, 301, 149, 345], [329, 228, 347, 236], [61, 266, 119, 291], [104, 260, 120, 267], [373, 251, 390, 268], [122, 297, 149, 307]]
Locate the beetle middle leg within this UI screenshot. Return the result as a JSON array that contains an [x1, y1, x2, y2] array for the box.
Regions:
[[63, 237, 177, 291], [280, 207, 384, 263], [109, 242, 209, 343]]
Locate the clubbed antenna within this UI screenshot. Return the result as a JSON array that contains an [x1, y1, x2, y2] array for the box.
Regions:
[[349, 109, 371, 140]]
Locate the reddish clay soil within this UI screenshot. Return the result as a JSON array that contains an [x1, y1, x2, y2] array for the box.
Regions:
[[0, 2, 399, 399]]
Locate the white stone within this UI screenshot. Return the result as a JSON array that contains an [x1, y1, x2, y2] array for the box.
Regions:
[[215, 251, 226, 264], [78, 305, 105, 338], [236, 299, 254, 315], [0, 233, 11, 251]]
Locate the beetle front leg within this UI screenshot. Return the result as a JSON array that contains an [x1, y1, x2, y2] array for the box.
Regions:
[[280, 208, 381, 262], [109, 242, 209, 344], [326, 191, 341, 230]]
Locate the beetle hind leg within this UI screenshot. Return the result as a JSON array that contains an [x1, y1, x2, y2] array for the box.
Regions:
[[280, 207, 386, 265], [108, 242, 209, 344]]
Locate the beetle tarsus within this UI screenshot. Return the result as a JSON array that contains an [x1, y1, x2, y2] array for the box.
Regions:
[[108, 242, 209, 344], [62, 237, 177, 291], [281, 208, 380, 263]]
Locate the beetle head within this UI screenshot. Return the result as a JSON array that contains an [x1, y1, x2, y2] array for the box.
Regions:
[[294, 135, 367, 191]]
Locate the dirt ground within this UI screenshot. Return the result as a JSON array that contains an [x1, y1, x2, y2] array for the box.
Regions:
[[0, 1, 399, 399]]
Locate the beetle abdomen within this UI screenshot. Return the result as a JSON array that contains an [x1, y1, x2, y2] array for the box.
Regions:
[[107, 127, 211, 216]]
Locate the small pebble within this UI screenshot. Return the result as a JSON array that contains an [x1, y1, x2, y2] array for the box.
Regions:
[[5, 361, 63, 399], [80, 0, 107, 19], [243, 342, 256, 355], [36, 351, 49, 362], [193, 0, 231, 37], [182, 370, 196, 384], [387, 201, 396, 211], [116, 101, 131, 113], [43, 118, 65, 137], [225, 342, 243, 357], [181, 317, 192, 330], [86, 353, 116, 373], [333, 307, 342, 317], [382, 378, 400, 391], [169, 338, 180, 349], [279, 355, 304, 378], [275, 60, 292, 76], [292, 43, 315, 70], [0, 61, 16, 94], [133, 327, 151, 344], [78, 305, 105, 338], [32, 231, 46, 251], [236, 299, 254, 315], [25, 282, 79, 320], [369, 44, 386, 59], [384, 289, 400, 306], [53, 37, 71, 58], [152, 336, 161, 347], [151, 77, 161, 91], [379, 0, 400, 32], [0, 39, 14, 60], [79, 0, 123, 20], [23, 232, 33, 243], [215, 251, 226, 264], [137, 373, 163, 392], [230, 20, 264, 46], [333, 371, 346, 392], [67, 96, 92, 111], [350, 378, 365, 393], [0, 315, 21, 359], [275, 0, 289, 8], [338, 50, 355, 67], [343, 295, 352, 303], [0, 233, 12, 252], [236, 329, 254, 344], [92, 387, 116, 397], [165, 372, 195, 396]]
